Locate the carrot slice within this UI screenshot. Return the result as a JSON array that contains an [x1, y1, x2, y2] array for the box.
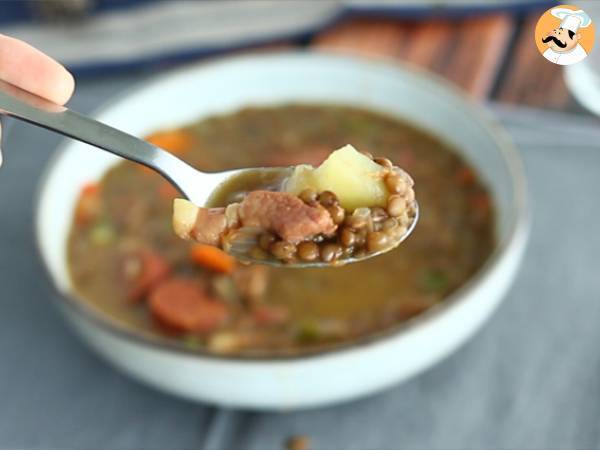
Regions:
[[137, 130, 194, 175], [190, 244, 236, 274], [455, 166, 476, 185], [145, 130, 194, 155], [75, 182, 101, 225]]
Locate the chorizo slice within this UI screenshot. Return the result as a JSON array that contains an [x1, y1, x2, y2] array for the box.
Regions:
[[149, 277, 228, 333], [124, 249, 171, 302]]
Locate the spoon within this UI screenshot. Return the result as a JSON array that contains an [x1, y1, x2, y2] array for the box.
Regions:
[[0, 78, 417, 268]]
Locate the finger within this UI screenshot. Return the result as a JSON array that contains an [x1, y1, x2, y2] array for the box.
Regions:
[[0, 34, 74, 105]]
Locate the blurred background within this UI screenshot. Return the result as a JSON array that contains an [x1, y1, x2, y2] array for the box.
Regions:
[[2, 1, 600, 449]]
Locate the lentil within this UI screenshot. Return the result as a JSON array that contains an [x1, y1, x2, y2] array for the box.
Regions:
[[387, 194, 406, 217], [320, 243, 343, 262], [371, 207, 388, 223], [270, 241, 297, 260], [374, 156, 393, 169], [299, 188, 318, 205], [327, 204, 346, 225], [367, 231, 389, 252], [297, 241, 320, 261], [318, 190, 338, 207], [385, 173, 407, 194], [340, 227, 357, 247], [258, 232, 277, 251]]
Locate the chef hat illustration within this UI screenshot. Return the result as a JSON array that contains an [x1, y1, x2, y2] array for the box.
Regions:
[[551, 8, 592, 33]]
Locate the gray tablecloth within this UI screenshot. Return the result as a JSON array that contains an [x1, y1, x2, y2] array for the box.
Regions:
[[1, 74, 599, 450]]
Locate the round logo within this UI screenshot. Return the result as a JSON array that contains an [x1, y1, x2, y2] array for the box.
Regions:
[[535, 4, 595, 66]]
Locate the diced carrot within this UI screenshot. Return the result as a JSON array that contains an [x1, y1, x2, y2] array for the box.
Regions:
[[137, 130, 194, 175], [81, 182, 99, 196], [470, 193, 492, 223], [470, 193, 491, 212], [456, 166, 476, 185], [190, 244, 236, 274], [75, 182, 101, 225], [145, 130, 194, 155]]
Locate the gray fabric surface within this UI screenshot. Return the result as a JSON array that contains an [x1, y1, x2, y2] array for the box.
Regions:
[[0, 75, 599, 450]]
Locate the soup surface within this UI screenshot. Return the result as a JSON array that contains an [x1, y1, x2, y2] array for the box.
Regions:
[[68, 104, 494, 356]]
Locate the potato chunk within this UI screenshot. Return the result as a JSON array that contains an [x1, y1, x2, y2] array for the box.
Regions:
[[173, 198, 199, 239], [284, 144, 388, 210]]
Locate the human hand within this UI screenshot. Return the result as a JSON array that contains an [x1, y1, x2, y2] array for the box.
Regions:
[[0, 34, 74, 167]]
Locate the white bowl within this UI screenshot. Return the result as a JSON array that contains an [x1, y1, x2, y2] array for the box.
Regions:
[[36, 51, 529, 410]]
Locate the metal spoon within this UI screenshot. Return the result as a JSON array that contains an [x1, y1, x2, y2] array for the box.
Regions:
[[0, 78, 417, 268]]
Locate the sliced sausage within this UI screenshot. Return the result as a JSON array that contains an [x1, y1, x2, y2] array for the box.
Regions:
[[124, 249, 171, 302], [149, 277, 228, 333]]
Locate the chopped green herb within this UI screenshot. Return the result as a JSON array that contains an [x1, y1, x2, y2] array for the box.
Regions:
[[420, 269, 449, 292], [296, 320, 321, 343], [183, 335, 201, 350], [88, 222, 115, 246]]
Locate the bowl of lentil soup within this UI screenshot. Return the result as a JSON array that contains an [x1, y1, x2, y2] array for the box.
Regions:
[[36, 52, 528, 409]]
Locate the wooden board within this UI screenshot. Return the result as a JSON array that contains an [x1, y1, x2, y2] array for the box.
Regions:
[[310, 12, 576, 111], [494, 14, 573, 110], [313, 15, 513, 98]]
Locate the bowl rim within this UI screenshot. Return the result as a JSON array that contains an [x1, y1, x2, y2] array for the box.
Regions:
[[35, 49, 529, 362]]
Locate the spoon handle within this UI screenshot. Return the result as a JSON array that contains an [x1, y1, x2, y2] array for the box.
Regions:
[[0, 79, 202, 201]]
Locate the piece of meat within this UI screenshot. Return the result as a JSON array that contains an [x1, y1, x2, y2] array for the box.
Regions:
[[192, 208, 228, 246], [149, 277, 228, 333], [174, 190, 336, 246], [239, 191, 336, 243], [123, 249, 171, 302], [173, 199, 229, 246]]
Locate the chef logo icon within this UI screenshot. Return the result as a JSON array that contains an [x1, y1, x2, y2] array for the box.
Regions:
[[535, 5, 595, 66]]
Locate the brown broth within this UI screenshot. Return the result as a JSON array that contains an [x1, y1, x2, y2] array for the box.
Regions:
[[67, 104, 495, 355]]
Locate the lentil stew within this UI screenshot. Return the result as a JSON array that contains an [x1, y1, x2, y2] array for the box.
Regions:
[[67, 104, 495, 356]]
